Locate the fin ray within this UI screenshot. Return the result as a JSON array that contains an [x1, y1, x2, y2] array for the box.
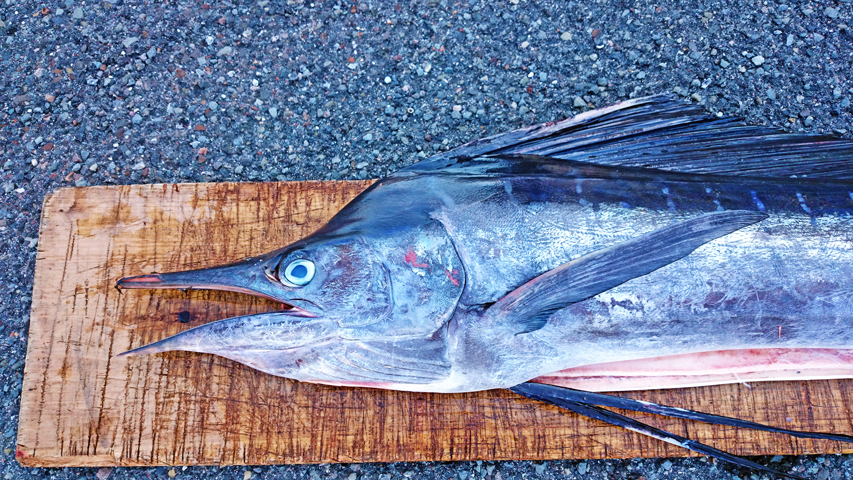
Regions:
[[407, 95, 853, 179]]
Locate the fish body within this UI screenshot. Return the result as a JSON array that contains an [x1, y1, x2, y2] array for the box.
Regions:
[[117, 96, 853, 393], [116, 95, 853, 477]]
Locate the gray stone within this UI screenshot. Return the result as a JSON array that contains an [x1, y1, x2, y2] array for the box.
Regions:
[[72, 7, 83, 19], [573, 96, 587, 108], [751, 55, 765, 66], [825, 7, 839, 19]]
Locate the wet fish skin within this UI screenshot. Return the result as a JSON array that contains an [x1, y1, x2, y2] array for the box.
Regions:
[[115, 95, 853, 477], [117, 95, 853, 393]]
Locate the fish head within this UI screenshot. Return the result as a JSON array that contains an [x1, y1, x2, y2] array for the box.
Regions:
[[116, 220, 464, 386], [117, 218, 464, 336]]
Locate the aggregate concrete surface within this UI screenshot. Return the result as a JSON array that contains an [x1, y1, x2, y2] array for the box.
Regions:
[[2, 0, 853, 478]]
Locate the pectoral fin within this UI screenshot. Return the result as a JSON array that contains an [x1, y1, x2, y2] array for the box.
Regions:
[[488, 210, 767, 334]]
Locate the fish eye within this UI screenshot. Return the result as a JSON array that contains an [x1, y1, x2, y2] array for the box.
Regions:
[[282, 259, 315, 286]]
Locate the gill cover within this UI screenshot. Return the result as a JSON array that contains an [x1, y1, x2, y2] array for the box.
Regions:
[[359, 219, 464, 336]]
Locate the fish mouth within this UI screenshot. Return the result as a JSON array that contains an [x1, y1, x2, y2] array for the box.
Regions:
[[115, 260, 322, 318], [115, 264, 330, 358]]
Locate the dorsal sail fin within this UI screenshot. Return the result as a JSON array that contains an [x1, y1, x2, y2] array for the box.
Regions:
[[404, 95, 853, 179]]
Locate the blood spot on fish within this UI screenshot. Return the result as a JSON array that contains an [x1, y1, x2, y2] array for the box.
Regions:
[[445, 268, 460, 287], [177, 311, 191, 323], [404, 247, 429, 269], [703, 291, 726, 308]]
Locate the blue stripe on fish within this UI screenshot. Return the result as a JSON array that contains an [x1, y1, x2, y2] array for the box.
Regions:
[[751, 191, 766, 212], [796, 192, 812, 214]]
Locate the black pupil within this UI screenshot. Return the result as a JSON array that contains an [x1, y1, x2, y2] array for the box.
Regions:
[[291, 264, 308, 279]]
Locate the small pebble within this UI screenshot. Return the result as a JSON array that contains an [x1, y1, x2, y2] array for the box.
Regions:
[[751, 55, 765, 66]]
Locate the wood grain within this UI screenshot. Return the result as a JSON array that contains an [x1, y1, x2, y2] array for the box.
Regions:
[[17, 181, 853, 467]]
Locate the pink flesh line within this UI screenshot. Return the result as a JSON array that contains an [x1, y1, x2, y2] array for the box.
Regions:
[[533, 348, 853, 392]]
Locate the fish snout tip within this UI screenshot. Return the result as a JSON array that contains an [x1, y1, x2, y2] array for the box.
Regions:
[[116, 342, 163, 358]]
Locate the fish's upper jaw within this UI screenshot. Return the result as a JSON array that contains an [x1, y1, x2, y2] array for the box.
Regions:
[[115, 273, 324, 320], [115, 252, 296, 303]]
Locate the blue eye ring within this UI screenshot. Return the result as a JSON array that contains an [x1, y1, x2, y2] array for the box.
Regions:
[[282, 259, 315, 286]]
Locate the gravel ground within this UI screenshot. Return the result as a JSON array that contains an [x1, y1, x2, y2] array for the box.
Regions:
[[2, 0, 853, 478]]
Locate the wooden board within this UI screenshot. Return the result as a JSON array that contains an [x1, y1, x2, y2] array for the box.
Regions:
[[17, 181, 853, 467]]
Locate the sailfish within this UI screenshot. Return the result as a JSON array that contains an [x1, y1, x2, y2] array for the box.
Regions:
[[117, 96, 853, 478]]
